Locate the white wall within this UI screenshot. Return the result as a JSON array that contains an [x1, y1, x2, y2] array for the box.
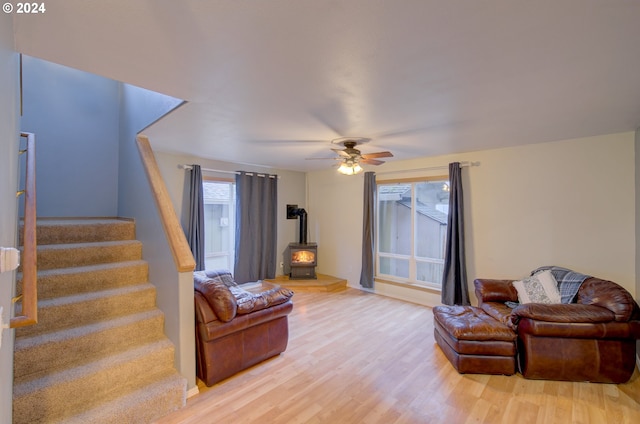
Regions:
[[308, 132, 636, 306], [0, 13, 19, 424], [20, 56, 120, 217], [154, 151, 307, 277]]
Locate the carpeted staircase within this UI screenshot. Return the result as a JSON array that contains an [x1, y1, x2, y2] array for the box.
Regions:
[[13, 218, 186, 423]]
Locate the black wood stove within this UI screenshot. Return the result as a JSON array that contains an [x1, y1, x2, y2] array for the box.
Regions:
[[287, 205, 317, 279]]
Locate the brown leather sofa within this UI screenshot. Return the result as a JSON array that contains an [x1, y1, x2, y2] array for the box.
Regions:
[[475, 277, 640, 383], [194, 270, 294, 386]]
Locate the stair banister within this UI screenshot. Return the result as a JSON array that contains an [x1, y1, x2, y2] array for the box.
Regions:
[[11, 132, 37, 328], [136, 134, 196, 272]]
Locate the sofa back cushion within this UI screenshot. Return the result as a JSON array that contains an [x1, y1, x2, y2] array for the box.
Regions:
[[474, 279, 518, 304], [194, 273, 237, 322], [577, 278, 637, 322]]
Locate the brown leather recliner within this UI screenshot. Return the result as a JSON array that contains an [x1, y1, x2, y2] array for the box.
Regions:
[[475, 277, 640, 383], [194, 270, 294, 386]]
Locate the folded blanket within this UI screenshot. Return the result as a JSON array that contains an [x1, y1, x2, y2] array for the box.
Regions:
[[530, 266, 591, 304], [231, 285, 294, 315], [199, 269, 238, 287]]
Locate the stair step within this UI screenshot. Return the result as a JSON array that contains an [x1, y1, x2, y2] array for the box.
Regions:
[[17, 260, 149, 299], [13, 339, 179, 424], [14, 309, 166, 381], [32, 240, 143, 271], [20, 218, 136, 246], [62, 373, 186, 424], [13, 217, 187, 423], [15, 283, 157, 338]]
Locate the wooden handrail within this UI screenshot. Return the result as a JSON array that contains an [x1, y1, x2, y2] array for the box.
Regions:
[[136, 135, 196, 273], [11, 132, 37, 328]]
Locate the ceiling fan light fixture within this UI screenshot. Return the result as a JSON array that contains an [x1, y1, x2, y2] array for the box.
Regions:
[[337, 160, 363, 175]]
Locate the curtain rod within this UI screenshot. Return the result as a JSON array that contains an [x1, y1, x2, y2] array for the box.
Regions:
[[180, 164, 279, 179], [375, 161, 479, 176]]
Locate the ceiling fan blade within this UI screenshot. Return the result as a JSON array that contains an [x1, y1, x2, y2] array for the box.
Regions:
[[305, 157, 339, 160], [362, 151, 393, 159], [256, 139, 328, 144], [332, 149, 351, 158], [360, 158, 385, 166]]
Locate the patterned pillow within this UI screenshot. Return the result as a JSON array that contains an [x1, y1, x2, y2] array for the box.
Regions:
[[512, 270, 561, 304]]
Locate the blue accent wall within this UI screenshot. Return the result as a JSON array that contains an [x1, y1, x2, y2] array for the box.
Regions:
[[20, 56, 120, 217]]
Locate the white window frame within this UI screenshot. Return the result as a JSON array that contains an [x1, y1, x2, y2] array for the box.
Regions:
[[375, 175, 449, 290], [203, 177, 236, 272]]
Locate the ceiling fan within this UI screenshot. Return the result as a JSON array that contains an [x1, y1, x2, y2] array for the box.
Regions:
[[307, 137, 394, 175]]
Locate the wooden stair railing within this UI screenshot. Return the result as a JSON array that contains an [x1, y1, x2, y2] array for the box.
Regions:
[[136, 134, 196, 273], [12, 132, 37, 328]]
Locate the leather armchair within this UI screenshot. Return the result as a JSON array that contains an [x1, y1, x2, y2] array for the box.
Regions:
[[475, 277, 640, 383], [194, 271, 294, 386]]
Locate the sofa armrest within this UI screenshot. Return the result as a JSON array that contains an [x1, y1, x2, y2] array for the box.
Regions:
[[512, 303, 615, 323], [200, 300, 293, 341], [195, 291, 220, 325], [194, 273, 238, 322], [517, 317, 640, 339], [474, 279, 517, 305], [577, 278, 639, 322]]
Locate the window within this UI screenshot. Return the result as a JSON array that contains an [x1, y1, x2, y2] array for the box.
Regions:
[[203, 179, 236, 271], [376, 177, 449, 288]]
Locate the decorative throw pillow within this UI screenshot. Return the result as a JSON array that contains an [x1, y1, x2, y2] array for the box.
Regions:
[[512, 270, 561, 304]]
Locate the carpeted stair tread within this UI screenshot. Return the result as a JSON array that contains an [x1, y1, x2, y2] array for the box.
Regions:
[[13, 339, 178, 423], [20, 217, 136, 245], [16, 260, 149, 299], [13, 218, 187, 423], [33, 240, 143, 271], [15, 283, 157, 338], [14, 309, 166, 381], [14, 338, 176, 393], [62, 373, 186, 424]]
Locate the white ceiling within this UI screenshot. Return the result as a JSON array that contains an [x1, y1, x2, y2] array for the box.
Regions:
[[13, 0, 640, 172]]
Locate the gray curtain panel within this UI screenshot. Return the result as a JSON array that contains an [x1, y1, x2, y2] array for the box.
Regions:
[[359, 171, 376, 288], [234, 171, 278, 283], [188, 165, 205, 271], [441, 162, 470, 305]]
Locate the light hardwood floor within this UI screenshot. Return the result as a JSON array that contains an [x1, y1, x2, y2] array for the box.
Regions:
[[155, 288, 640, 424]]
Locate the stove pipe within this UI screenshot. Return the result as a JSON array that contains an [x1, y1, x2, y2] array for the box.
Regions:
[[297, 209, 307, 244]]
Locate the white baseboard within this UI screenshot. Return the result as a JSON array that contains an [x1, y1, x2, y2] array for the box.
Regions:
[[187, 386, 200, 398]]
